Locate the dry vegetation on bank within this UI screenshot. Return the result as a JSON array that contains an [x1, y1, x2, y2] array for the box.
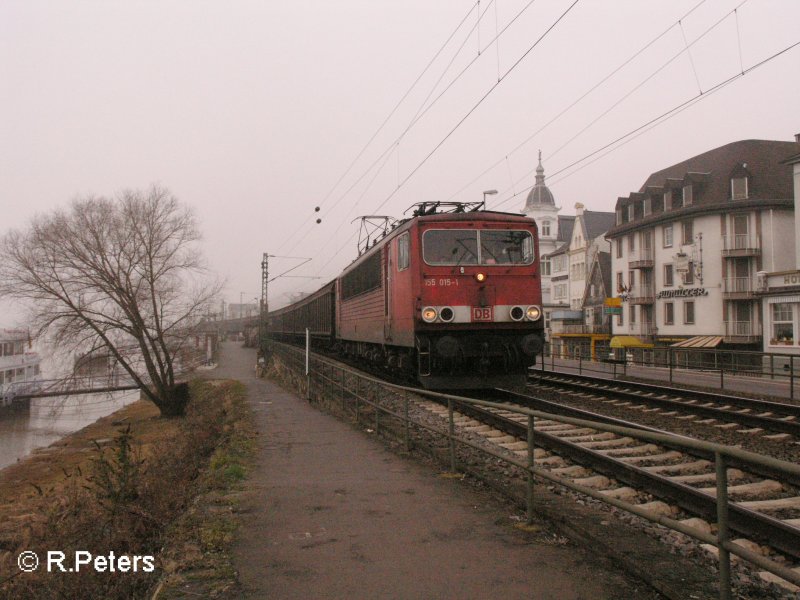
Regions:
[[0, 379, 253, 600]]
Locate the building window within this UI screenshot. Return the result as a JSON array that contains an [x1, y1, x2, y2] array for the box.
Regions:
[[684, 301, 695, 325], [617, 312, 624, 326], [663, 224, 673, 248], [664, 302, 674, 325], [627, 204, 635, 222], [681, 220, 693, 245], [643, 197, 651, 216], [616, 272, 624, 294], [629, 270, 635, 290], [616, 239, 623, 258], [664, 190, 672, 211], [616, 208, 623, 225], [664, 264, 674, 287], [731, 177, 748, 200], [628, 233, 635, 252], [542, 220, 551, 236], [682, 185, 693, 206], [630, 304, 636, 324], [772, 303, 794, 344], [541, 257, 551, 276]]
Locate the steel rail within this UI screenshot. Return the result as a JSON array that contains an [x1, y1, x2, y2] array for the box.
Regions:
[[497, 387, 800, 489], [531, 371, 800, 436], [454, 398, 800, 560]]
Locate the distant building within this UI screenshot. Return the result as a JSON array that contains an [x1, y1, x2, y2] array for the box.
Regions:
[[0, 328, 41, 404], [520, 152, 575, 338], [547, 203, 615, 358], [228, 303, 259, 320], [605, 138, 799, 352]]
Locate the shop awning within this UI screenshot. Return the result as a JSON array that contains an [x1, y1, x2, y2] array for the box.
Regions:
[[671, 335, 723, 348], [610, 336, 653, 349]]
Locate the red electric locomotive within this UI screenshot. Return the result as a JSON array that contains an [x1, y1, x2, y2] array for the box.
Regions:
[[267, 202, 544, 389]]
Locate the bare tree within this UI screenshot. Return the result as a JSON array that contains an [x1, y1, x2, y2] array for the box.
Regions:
[[0, 185, 221, 416]]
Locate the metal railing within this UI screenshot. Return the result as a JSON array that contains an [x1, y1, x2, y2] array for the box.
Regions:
[[269, 340, 800, 599], [722, 233, 760, 252], [723, 320, 760, 338], [559, 323, 610, 334], [542, 342, 800, 400], [722, 277, 755, 294]]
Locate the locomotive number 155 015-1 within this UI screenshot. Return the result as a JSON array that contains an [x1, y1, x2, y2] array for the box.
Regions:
[[424, 278, 459, 287]]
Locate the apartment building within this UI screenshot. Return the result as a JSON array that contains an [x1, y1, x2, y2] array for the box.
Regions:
[[606, 139, 799, 350]]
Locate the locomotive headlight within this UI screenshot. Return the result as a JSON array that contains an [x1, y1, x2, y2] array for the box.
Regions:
[[475, 272, 487, 282], [526, 305, 542, 321], [509, 306, 525, 321], [439, 306, 455, 322], [422, 307, 438, 323]]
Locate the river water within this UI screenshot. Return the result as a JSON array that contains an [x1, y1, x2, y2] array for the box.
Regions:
[[0, 390, 140, 470]]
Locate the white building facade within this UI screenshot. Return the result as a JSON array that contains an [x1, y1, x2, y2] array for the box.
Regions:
[[606, 139, 799, 350]]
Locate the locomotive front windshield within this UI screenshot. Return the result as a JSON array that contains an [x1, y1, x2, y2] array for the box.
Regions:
[[423, 229, 534, 266]]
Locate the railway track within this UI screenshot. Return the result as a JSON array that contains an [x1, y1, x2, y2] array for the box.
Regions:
[[528, 371, 800, 441], [414, 390, 800, 592]]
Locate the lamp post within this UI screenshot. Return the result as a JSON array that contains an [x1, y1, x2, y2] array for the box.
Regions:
[[482, 189, 498, 210]]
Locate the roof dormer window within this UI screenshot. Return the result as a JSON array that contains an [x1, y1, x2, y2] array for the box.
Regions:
[[731, 177, 748, 200], [616, 208, 623, 225], [682, 184, 693, 206], [664, 190, 672, 211], [627, 203, 635, 222], [643, 197, 652, 216]]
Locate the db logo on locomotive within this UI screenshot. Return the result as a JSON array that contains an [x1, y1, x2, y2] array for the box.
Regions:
[[472, 307, 493, 322]]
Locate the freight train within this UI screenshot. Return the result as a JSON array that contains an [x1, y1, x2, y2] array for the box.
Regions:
[[267, 202, 544, 389]]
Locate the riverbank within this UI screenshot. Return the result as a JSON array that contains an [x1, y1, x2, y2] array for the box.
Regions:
[[0, 379, 254, 599]]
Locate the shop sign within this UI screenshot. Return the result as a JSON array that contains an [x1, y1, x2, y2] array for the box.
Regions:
[[656, 288, 708, 299]]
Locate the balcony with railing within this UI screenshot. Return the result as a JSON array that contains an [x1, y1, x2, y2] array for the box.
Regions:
[[628, 283, 655, 304], [628, 246, 654, 269], [722, 276, 757, 299], [723, 320, 762, 343], [722, 233, 761, 257]]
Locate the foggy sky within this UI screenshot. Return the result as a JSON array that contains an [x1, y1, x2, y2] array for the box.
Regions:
[[2, 0, 799, 318]]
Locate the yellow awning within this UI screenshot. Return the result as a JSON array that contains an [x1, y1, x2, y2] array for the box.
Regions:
[[610, 335, 653, 349], [671, 335, 723, 348]]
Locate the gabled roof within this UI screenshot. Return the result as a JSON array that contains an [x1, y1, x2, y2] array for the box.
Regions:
[[556, 215, 575, 242], [582, 210, 616, 240]]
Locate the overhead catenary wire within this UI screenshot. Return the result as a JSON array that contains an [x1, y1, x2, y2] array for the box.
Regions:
[[369, 0, 581, 218], [492, 37, 800, 210], [441, 0, 709, 204], [489, 0, 749, 208], [273, 1, 480, 255], [291, 0, 577, 282], [282, 0, 537, 260]]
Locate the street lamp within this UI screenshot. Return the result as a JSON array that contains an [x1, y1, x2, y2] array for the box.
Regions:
[[482, 189, 498, 210]]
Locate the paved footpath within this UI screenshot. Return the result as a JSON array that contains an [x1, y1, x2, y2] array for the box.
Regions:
[[215, 342, 657, 600]]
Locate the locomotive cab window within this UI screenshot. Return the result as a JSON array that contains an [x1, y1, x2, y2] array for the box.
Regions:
[[480, 230, 533, 265], [423, 230, 479, 265], [423, 229, 534, 266], [398, 233, 410, 271]]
